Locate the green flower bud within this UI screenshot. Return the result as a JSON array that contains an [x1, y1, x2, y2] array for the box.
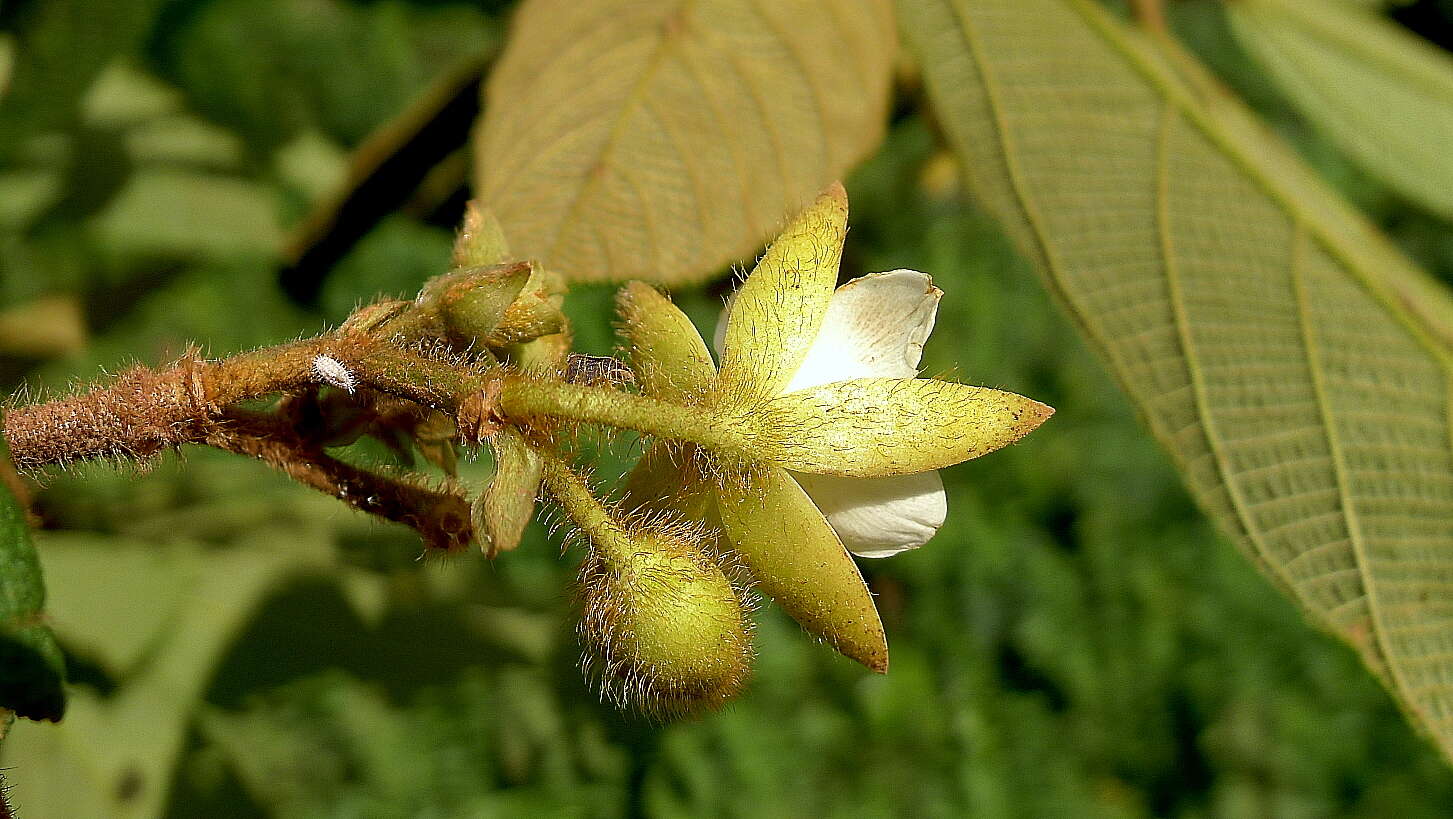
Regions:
[[578, 528, 753, 717], [416, 261, 532, 343], [484, 265, 567, 347], [339, 299, 412, 336], [451, 201, 511, 269]]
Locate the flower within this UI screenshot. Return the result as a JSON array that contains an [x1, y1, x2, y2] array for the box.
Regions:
[[714, 268, 948, 559], [616, 182, 1052, 671]]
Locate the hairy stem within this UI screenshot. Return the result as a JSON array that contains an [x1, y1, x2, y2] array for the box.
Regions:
[[497, 377, 748, 459], [211, 409, 473, 551], [2, 333, 488, 470], [537, 448, 634, 563]]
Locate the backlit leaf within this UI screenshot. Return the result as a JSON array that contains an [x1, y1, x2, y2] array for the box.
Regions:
[[1228, 0, 1453, 220], [474, 0, 895, 284], [900, 0, 1453, 758]]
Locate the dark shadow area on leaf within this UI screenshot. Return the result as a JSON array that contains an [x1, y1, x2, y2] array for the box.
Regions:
[[0, 635, 66, 722]]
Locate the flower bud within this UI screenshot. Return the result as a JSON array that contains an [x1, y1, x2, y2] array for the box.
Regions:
[[339, 299, 412, 336], [483, 266, 567, 347], [452, 201, 511, 269], [417, 261, 532, 343], [578, 528, 752, 716], [412, 261, 568, 350]]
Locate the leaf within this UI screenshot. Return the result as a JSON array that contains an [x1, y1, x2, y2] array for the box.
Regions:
[[1, 520, 337, 818], [89, 168, 284, 258], [1227, 0, 1453, 221], [474, 0, 895, 284], [0, 296, 87, 359], [899, 0, 1453, 758], [0, 425, 65, 722]]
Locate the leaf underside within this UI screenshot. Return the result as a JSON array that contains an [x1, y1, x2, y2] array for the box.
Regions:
[[474, 0, 895, 284], [1229, 0, 1453, 221], [900, 0, 1453, 759]]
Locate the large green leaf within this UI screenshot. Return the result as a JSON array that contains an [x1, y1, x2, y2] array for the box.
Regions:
[[0, 424, 65, 722], [899, 0, 1453, 757], [473, 0, 896, 284], [1, 521, 337, 818], [1227, 0, 1453, 221]]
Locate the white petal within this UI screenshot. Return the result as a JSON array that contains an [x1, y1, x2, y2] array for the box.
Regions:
[[792, 470, 947, 558], [712, 289, 737, 359], [783, 269, 942, 394]]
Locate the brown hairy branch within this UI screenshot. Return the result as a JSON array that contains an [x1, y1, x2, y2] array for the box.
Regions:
[[209, 408, 473, 552], [0, 327, 508, 550], [4, 356, 217, 470], [3, 332, 492, 471]]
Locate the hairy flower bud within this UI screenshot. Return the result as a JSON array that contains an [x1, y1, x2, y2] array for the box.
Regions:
[[451, 201, 511, 270], [416, 261, 532, 343], [409, 261, 567, 350], [578, 528, 753, 717], [339, 299, 411, 336]]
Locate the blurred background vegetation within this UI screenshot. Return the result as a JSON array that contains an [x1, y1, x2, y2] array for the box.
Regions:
[[5, 0, 1453, 816]]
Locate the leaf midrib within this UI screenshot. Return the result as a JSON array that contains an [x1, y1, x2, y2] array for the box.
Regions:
[[544, 2, 687, 275]]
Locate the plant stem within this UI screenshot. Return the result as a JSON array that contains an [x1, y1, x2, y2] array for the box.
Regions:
[[1, 333, 489, 470], [497, 377, 748, 459], [536, 449, 634, 563], [211, 409, 473, 551]]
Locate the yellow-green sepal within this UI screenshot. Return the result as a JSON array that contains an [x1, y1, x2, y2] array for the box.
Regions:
[[715, 465, 887, 673], [452, 201, 512, 268], [616, 282, 716, 402], [619, 442, 712, 523], [473, 428, 542, 556], [486, 265, 567, 347], [759, 379, 1054, 477], [715, 183, 848, 406]]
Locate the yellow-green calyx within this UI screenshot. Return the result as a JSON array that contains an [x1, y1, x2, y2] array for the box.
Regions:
[[472, 427, 542, 557], [540, 452, 751, 715], [431, 184, 1051, 682]]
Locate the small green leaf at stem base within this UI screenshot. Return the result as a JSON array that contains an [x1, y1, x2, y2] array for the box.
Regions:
[[0, 423, 66, 722]]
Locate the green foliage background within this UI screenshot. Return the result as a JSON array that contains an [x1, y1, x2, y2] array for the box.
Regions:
[[5, 0, 1453, 816]]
